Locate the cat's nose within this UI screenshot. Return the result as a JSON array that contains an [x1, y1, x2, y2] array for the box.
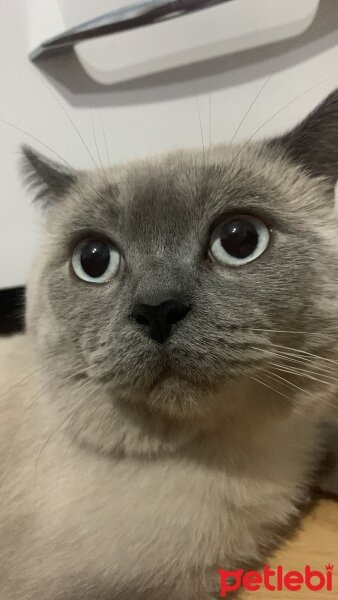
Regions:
[[130, 299, 191, 344]]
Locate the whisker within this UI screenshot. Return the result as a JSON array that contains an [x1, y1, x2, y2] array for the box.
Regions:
[[34, 406, 79, 476], [254, 347, 337, 375], [0, 381, 49, 486], [266, 351, 337, 375], [230, 3, 338, 148], [268, 343, 338, 367], [0, 370, 67, 488], [253, 344, 338, 368], [98, 112, 114, 179], [230, 69, 338, 166], [1, 365, 44, 401], [229, 4, 338, 162], [208, 91, 212, 158], [274, 353, 338, 373], [267, 362, 337, 385], [91, 111, 107, 178], [0, 116, 73, 168], [33, 376, 98, 475], [264, 369, 338, 413], [252, 328, 319, 335], [248, 374, 292, 402], [30, 66, 97, 168], [230, 76, 271, 145], [195, 96, 206, 168], [0, 363, 91, 486]]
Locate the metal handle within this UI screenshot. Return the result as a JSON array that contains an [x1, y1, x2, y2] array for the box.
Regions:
[[30, 0, 233, 61]]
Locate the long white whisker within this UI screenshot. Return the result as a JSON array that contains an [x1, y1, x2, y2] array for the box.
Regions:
[[267, 362, 337, 384], [265, 351, 337, 375], [0, 116, 73, 168], [230, 69, 338, 166], [268, 343, 338, 367], [98, 112, 114, 179], [195, 96, 206, 168], [229, 4, 338, 160], [1, 365, 44, 401], [230, 76, 271, 145], [33, 376, 98, 475], [0, 364, 90, 489], [208, 92, 212, 157], [30, 66, 97, 167], [264, 369, 338, 413], [91, 111, 106, 176], [255, 347, 337, 375], [230, 0, 338, 151], [253, 344, 338, 367], [252, 328, 319, 335], [248, 374, 292, 401]]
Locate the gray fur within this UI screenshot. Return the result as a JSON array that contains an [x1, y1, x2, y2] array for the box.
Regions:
[[21, 145, 78, 204], [268, 89, 338, 186], [0, 90, 338, 599]]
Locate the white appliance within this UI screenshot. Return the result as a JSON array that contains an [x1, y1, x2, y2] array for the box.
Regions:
[[0, 0, 337, 288]]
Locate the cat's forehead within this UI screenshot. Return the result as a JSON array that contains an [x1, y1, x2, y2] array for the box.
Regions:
[[116, 149, 271, 212], [70, 149, 277, 231], [53, 145, 317, 250]]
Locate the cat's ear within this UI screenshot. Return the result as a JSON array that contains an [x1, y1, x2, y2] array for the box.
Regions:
[[268, 89, 338, 187], [21, 145, 78, 205]]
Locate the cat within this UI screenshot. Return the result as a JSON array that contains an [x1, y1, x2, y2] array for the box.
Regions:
[[0, 89, 338, 600]]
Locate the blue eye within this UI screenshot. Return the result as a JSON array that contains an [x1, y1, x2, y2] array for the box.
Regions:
[[72, 239, 122, 283], [210, 215, 270, 266]]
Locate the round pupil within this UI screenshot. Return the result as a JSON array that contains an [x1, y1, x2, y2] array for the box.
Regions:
[[220, 219, 258, 259], [80, 240, 110, 278]]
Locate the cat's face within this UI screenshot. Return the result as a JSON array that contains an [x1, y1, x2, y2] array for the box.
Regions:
[[24, 91, 338, 445]]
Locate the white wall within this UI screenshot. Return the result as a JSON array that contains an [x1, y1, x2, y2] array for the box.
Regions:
[[0, 0, 337, 288]]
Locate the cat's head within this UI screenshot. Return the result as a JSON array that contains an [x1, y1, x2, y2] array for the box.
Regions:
[[24, 90, 338, 454]]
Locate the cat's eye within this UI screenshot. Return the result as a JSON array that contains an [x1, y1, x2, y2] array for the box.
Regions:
[[209, 215, 270, 266], [71, 239, 122, 283]]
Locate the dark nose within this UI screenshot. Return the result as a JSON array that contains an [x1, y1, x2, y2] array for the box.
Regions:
[[131, 299, 191, 344]]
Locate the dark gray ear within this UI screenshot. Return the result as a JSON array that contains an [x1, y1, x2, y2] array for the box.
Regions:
[[268, 89, 338, 187], [22, 145, 78, 204]]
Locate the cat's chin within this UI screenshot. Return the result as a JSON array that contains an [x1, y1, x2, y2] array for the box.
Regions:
[[141, 375, 210, 417], [71, 380, 229, 458], [54, 357, 250, 457], [112, 370, 240, 423]]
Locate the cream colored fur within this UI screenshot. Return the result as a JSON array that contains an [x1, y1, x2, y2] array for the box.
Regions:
[[0, 334, 336, 599]]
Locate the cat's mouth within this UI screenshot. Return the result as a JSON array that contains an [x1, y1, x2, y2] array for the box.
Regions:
[[98, 352, 210, 393], [139, 349, 226, 395], [85, 335, 232, 394]]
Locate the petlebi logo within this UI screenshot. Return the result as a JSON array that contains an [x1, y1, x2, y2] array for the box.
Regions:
[[218, 564, 334, 596]]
